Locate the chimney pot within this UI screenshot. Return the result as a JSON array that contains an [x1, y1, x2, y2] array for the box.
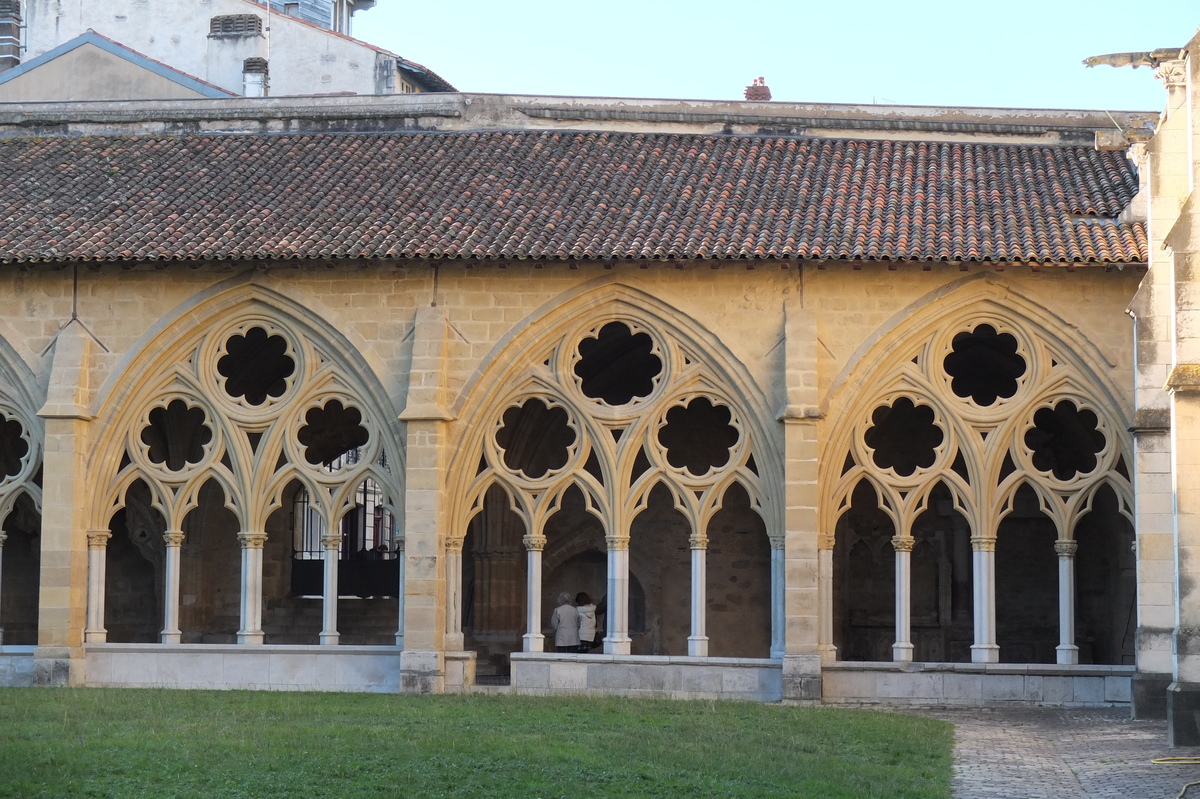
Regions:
[[744, 77, 772, 102]]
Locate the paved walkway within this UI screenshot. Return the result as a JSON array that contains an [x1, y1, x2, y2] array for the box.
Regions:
[[909, 707, 1200, 798]]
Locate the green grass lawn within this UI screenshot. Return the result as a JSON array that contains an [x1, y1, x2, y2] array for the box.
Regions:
[[0, 689, 952, 798]]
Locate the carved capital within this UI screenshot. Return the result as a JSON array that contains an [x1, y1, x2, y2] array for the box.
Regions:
[[817, 532, 836, 551], [522, 534, 546, 552], [237, 531, 268, 549], [969, 536, 996, 553], [87, 529, 112, 547], [0, 531, 6, 547], [689, 534, 709, 549], [1155, 59, 1187, 89], [891, 535, 915, 553], [163, 531, 185, 547], [444, 538, 464, 555], [1054, 540, 1079, 557], [605, 535, 630, 551], [321, 533, 341, 550]]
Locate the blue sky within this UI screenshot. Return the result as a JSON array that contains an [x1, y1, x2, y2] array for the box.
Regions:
[[353, 0, 1198, 112]]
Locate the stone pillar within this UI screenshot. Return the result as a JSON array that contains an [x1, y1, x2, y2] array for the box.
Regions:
[[1055, 539, 1079, 665], [394, 537, 406, 647], [37, 322, 95, 684], [604, 535, 631, 655], [398, 306, 454, 693], [320, 531, 340, 646], [84, 529, 110, 643], [816, 532, 836, 663], [688, 530, 708, 657], [892, 535, 914, 662], [160, 531, 185, 644], [236, 531, 267, 644], [522, 533, 545, 652], [970, 536, 999, 663], [778, 299, 822, 699], [444, 537, 464, 651]]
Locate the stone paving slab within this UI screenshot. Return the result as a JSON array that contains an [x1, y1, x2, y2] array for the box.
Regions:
[[903, 707, 1200, 799]]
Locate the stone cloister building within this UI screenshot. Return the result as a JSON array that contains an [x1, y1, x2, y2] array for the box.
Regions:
[[0, 86, 1173, 712]]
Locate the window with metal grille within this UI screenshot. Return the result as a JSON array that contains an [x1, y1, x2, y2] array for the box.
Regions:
[[290, 448, 399, 598], [209, 15, 264, 37]]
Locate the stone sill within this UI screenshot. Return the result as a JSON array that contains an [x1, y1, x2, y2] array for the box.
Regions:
[[0, 645, 35, 654], [511, 653, 781, 668], [823, 661, 1136, 676], [85, 643, 401, 656]]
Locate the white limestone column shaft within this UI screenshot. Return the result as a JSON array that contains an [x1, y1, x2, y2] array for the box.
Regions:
[[816, 534, 835, 662], [1056, 539, 1080, 665], [606, 536, 631, 655], [0, 530, 6, 645], [84, 529, 111, 643], [444, 538, 464, 651], [523, 534, 545, 653], [237, 531, 267, 644], [970, 536, 1000, 663], [771, 543, 786, 659], [395, 538, 406, 647], [892, 535, 915, 662], [320, 531, 340, 646], [160, 531, 185, 644], [688, 534, 708, 657]]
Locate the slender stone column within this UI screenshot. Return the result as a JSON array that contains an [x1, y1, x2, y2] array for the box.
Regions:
[[160, 531, 185, 644], [395, 538, 406, 647], [0, 530, 6, 645], [970, 536, 1000, 663], [236, 531, 267, 644], [1055, 539, 1080, 665], [522, 533, 545, 653], [320, 531, 340, 646], [84, 529, 111, 643], [816, 532, 836, 662], [444, 537, 464, 651], [892, 535, 915, 662], [605, 535, 631, 655], [771, 542, 786, 659], [688, 530, 709, 657]]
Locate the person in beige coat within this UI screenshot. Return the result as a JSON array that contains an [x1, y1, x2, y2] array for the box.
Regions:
[[550, 592, 579, 652]]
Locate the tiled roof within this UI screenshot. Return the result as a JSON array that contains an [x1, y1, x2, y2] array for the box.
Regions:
[[0, 130, 1144, 265]]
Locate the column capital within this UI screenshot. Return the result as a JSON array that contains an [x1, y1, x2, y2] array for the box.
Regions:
[[445, 537, 464, 555], [891, 535, 915, 553], [689, 533, 708, 549], [0, 530, 6, 547], [237, 531, 268, 549], [817, 532, 836, 551], [87, 528, 112, 547], [522, 534, 546, 552], [1054, 540, 1079, 557], [163, 531, 185, 547], [320, 533, 341, 550], [605, 535, 629, 551], [969, 536, 996, 553]]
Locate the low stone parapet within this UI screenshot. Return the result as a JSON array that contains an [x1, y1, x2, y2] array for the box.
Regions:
[[821, 661, 1135, 706], [510, 653, 783, 701]]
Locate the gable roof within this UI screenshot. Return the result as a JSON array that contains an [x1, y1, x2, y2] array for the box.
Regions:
[[0, 129, 1144, 266], [0, 31, 237, 99]]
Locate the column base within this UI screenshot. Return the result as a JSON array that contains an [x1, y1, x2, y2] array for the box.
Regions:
[[892, 642, 914, 662], [817, 643, 838, 664], [445, 632, 464, 651], [395, 633, 405, 648], [1167, 682, 1200, 746], [604, 636, 632, 655], [688, 636, 709, 657], [319, 632, 339, 646], [971, 644, 1000, 663], [83, 629, 107, 644], [1132, 673, 1171, 720], [1055, 644, 1079, 665], [160, 631, 182, 644], [522, 632, 544, 653], [237, 631, 264, 645], [781, 654, 822, 702]]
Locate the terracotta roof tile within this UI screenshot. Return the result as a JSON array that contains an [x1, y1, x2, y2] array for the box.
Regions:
[[0, 131, 1144, 265]]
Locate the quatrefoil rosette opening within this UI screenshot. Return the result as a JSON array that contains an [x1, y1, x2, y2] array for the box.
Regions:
[[1018, 399, 1108, 484], [493, 397, 580, 482], [860, 396, 947, 479], [135, 398, 216, 477], [213, 325, 299, 413], [0, 410, 31, 484]]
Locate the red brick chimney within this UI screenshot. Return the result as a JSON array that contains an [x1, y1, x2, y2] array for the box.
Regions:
[[744, 76, 771, 101]]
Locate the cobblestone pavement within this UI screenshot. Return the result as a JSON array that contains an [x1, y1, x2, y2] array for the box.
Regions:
[[907, 707, 1200, 798]]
